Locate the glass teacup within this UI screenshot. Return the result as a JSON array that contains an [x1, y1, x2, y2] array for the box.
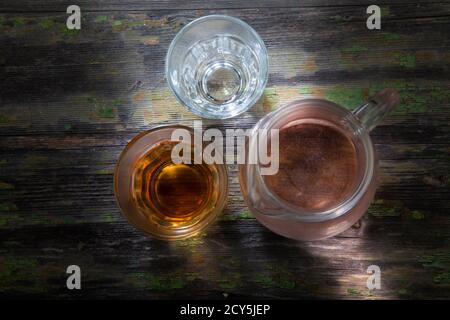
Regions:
[[239, 89, 400, 240], [114, 125, 228, 240]]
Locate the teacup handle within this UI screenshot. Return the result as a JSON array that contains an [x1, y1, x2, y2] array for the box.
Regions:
[[353, 88, 400, 131]]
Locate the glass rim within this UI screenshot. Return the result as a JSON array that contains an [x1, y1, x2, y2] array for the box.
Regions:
[[165, 14, 269, 119]]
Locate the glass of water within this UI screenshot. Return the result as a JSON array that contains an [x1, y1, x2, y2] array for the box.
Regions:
[[166, 15, 269, 119]]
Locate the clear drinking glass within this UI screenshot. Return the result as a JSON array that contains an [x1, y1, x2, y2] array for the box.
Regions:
[[166, 15, 269, 119], [239, 89, 400, 241], [114, 125, 228, 240]]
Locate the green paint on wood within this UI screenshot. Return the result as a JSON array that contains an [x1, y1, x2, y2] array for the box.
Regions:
[[176, 237, 204, 248], [237, 210, 253, 219], [254, 273, 274, 288], [0, 203, 18, 212], [0, 257, 37, 276], [185, 272, 199, 282], [278, 279, 296, 289], [264, 88, 277, 97], [93, 168, 114, 175], [0, 257, 47, 293], [340, 45, 368, 54], [383, 33, 401, 40], [221, 214, 236, 221], [430, 88, 450, 107], [221, 210, 254, 221], [254, 266, 296, 289], [218, 282, 238, 289], [112, 20, 123, 27], [0, 212, 83, 228], [418, 252, 450, 285], [332, 15, 343, 22], [13, 18, 25, 27], [381, 6, 390, 18], [370, 200, 427, 220], [100, 213, 115, 223], [433, 273, 450, 284], [99, 106, 115, 118], [126, 21, 146, 28], [62, 27, 80, 36], [40, 19, 55, 29], [299, 87, 313, 94], [325, 87, 364, 110], [368, 81, 431, 114], [369, 207, 399, 217], [115, 17, 169, 30], [410, 210, 425, 220], [262, 87, 279, 111], [87, 96, 116, 119], [95, 15, 108, 23], [129, 272, 186, 290], [0, 182, 14, 190], [64, 124, 72, 130], [418, 252, 450, 269], [112, 98, 126, 107], [218, 273, 241, 289], [0, 114, 10, 124], [32, 19, 82, 40], [347, 288, 360, 295], [254, 273, 296, 289], [393, 53, 416, 69], [87, 96, 98, 104], [397, 288, 409, 296], [400, 96, 427, 113], [396, 93, 426, 114]]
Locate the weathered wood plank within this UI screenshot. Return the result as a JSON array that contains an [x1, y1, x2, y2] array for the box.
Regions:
[[0, 1, 448, 12], [0, 131, 449, 231], [0, 219, 449, 299], [1, 5, 450, 136], [0, 3, 449, 299]]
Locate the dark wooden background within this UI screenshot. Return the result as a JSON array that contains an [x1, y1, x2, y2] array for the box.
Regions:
[[0, 0, 449, 299]]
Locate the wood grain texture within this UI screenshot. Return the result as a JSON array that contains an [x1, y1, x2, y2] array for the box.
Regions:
[[0, 1, 449, 299], [1, 1, 449, 12]]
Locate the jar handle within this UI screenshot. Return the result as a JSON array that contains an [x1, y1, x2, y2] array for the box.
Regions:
[[352, 88, 400, 132]]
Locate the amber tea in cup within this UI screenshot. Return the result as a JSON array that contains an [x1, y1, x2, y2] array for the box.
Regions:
[[114, 125, 228, 240]]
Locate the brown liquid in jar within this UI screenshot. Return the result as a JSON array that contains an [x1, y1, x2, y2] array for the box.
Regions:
[[264, 121, 358, 211]]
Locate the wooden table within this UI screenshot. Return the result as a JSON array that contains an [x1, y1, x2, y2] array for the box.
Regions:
[[0, 1, 449, 299]]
